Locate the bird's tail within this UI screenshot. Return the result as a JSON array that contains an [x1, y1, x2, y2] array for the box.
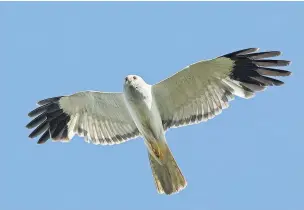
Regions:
[[147, 141, 187, 195]]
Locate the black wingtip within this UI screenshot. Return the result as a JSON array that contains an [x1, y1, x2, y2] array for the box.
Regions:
[[223, 48, 291, 93], [256, 67, 292, 77], [37, 96, 62, 106], [37, 131, 50, 144], [26, 115, 47, 129], [253, 60, 291, 67], [28, 104, 47, 117], [28, 121, 49, 138], [222, 48, 259, 57], [247, 51, 281, 59], [27, 96, 70, 144]]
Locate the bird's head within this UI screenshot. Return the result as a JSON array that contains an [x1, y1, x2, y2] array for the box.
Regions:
[[123, 75, 149, 98], [124, 75, 146, 88]]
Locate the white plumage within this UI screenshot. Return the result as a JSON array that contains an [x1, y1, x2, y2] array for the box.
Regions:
[[27, 48, 291, 195]]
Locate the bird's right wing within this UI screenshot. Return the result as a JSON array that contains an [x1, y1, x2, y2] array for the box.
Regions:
[[27, 91, 140, 145]]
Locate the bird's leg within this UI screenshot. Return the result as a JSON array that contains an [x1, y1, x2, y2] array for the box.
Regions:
[[145, 139, 167, 163]]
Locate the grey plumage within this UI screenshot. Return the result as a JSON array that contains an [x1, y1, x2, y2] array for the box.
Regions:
[[27, 47, 291, 195]]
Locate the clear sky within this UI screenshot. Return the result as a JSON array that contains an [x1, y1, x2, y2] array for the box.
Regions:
[[1, 2, 303, 210]]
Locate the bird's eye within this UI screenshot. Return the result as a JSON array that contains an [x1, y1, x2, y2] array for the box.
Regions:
[[125, 77, 128, 82], [133, 76, 137, 80]]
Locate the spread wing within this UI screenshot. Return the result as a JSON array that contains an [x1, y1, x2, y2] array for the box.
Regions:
[[27, 91, 140, 145], [152, 48, 291, 130]]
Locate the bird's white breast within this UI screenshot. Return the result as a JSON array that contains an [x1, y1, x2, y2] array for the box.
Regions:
[[123, 84, 164, 140]]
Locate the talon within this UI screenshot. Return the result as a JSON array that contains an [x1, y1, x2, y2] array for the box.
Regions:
[[154, 149, 160, 158], [148, 142, 163, 160]]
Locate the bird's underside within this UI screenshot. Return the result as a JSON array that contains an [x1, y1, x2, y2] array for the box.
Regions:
[[26, 48, 291, 195]]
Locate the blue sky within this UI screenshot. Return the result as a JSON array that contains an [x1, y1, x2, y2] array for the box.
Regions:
[[1, 2, 303, 210]]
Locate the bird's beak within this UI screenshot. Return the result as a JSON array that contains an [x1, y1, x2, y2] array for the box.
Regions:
[[125, 76, 132, 83]]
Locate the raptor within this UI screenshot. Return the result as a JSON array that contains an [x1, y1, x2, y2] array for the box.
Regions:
[[27, 48, 291, 195]]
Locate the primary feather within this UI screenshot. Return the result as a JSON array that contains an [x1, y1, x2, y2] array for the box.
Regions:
[[27, 48, 291, 195]]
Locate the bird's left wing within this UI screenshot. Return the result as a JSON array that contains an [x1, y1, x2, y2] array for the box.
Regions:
[[27, 91, 140, 145], [152, 48, 291, 131]]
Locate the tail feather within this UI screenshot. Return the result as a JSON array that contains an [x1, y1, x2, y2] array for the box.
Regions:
[[148, 144, 187, 195]]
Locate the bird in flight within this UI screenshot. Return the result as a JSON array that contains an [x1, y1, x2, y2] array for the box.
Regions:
[[27, 48, 291, 195]]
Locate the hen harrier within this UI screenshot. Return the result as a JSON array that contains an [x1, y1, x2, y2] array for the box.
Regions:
[[27, 48, 291, 195]]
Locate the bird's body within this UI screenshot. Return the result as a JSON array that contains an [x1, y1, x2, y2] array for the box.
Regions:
[[124, 78, 157, 140], [27, 48, 291, 195], [123, 75, 187, 193]]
